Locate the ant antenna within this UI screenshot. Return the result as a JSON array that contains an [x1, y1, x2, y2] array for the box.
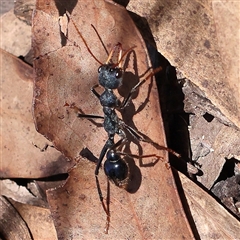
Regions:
[[90, 25, 135, 69], [66, 11, 103, 65], [91, 24, 109, 56], [66, 11, 135, 68]]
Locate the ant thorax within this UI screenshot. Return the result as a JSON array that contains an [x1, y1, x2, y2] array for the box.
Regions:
[[99, 89, 120, 108], [103, 107, 120, 136]]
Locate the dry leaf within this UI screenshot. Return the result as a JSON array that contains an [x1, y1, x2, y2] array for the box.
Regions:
[[179, 172, 240, 239], [14, 0, 35, 26], [189, 116, 240, 188], [0, 49, 72, 178], [127, 0, 240, 223], [0, 9, 31, 56], [0, 196, 32, 240], [32, 0, 194, 238], [10, 199, 58, 240], [128, 0, 240, 129], [0, 179, 46, 207]]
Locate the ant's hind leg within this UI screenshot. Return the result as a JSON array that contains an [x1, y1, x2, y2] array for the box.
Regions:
[[94, 139, 114, 234], [121, 121, 181, 158]]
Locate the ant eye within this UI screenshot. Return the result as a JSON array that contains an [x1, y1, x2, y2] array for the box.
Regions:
[[115, 69, 122, 79], [98, 66, 102, 73]]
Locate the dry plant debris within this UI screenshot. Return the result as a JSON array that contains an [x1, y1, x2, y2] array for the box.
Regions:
[[0, 0, 239, 239]]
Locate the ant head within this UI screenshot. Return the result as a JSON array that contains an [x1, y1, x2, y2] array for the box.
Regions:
[[97, 42, 124, 89], [66, 18, 136, 89], [98, 43, 136, 90], [98, 64, 123, 89]]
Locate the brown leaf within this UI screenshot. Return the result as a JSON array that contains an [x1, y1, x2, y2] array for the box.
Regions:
[[0, 49, 72, 178], [14, 0, 35, 26], [0, 9, 31, 56], [0, 179, 46, 207], [10, 198, 58, 240], [33, 0, 194, 238], [0, 196, 32, 240], [128, 0, 240, 129], [179, 172, 240, 239], [189, 115, 240, 189]]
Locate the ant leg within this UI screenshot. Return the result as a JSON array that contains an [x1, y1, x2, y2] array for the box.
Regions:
[[110, 135, 127, 151], [117, 151, 165, 166], [120, 66, 162, 109], [95, 138, 114, 228], [91, 84, 101, 99], [104, 179, 110, 234], [120, 80, 146, 109], [121, 121, 181, 158], [65, 102, 104, 119], [95, 138, 113, 176], [95, 136, 128, 232], [77, 113, 104, 119]]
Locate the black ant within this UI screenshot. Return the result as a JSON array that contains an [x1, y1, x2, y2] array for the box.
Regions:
[[65, 12, 180, 233]]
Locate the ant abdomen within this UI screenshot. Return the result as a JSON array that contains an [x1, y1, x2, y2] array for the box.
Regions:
[[104, 150, 128, 186]]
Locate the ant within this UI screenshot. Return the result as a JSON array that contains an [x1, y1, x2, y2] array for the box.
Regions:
[[64, 12, 180, 233]]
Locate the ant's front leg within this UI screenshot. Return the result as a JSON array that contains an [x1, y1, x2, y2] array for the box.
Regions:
[[91, 84, 101, 99], [120, 80, 146, 109], [120, 66, 162, 109]]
